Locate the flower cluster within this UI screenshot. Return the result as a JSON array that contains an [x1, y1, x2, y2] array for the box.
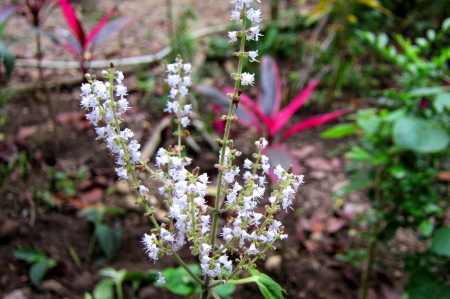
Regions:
[[80, 69, 147, 198], [228, 0, 262, 86], [164, 56, 193, 128], [79, 0, 306, 289]]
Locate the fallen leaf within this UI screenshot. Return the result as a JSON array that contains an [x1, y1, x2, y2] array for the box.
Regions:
[[326, 217, 347, 234], [438, 171, 450, 181], [304, 157, 334, 171], [292, 145, 316, 160], [304, 240, 321, 253], [79, 188, 104, 204]]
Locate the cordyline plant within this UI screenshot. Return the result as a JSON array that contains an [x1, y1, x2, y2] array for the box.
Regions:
[[197, 56, 350, 182], [57, 0, 133, 75], [79, 1, 302, 298]]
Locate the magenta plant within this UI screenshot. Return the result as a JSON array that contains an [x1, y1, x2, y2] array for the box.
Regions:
[[57, 0, 133, 75], [197, 56, 350, 181]]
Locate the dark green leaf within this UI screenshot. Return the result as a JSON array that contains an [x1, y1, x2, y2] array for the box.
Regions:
[[93, 278, 115, 299], [430, 227, 450, 256], [320, 123, 357, 138], [14, 248, 46, 263], [30, 260, 54, 286], [378, 221, 399, 242], [0, 40, 15, 76], [407, 269, 450, 299], [96, 224, 116, 260], [248, 269, 285, 299]]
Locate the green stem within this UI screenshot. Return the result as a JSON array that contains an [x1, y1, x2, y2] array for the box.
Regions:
[[116, 281, 124, 299], [172, 250, 203, 285], [204, 17, 248, 299]]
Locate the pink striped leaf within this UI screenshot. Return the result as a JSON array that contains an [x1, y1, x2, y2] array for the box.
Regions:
[[258, 56, 282, 118], [269, 80, 319, 136], [58, 0, 85, 47], [280, 109, 352, 141]]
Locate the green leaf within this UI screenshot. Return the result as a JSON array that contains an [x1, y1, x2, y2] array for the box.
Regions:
[[407, 87, 447, 97], [105, 206, 126, 216], [84, 292, 94, 299], [0, 40, 14, 76], [96, 224, 116, 260], [345, 146, 372, 161], [30, 259, 55, 286], [213, 283, 236, 298], [389, 165, 407, 179], [162, 267, 199, 295], [14, 248, 46, 263], [377, 33, 389, 49], [393, 117, 450, 153], [320, 123, 357, 138], [415, 37, 427, 47], [430, 227, 450, 256], [248, 269, 285, 299], [357, 115, 381, 135], [419, 219, 433, 237], [434, 93, 450, 113], [407, 269, 450, 299], [426, 29, 436, 41], [442, 17, 450, 32], [93, 278, 115, 299]]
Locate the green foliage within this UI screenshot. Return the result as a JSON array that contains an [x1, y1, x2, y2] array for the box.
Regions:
[[247, 269, 286, 299], [14, 248, 57, 286], [160, 265, 235, 298], [335, 249, 367, 267], [80, 206, 125, 266]]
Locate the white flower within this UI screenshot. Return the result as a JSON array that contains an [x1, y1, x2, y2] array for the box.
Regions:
[[230, 10, 241, 23], [157, 272, 166, 284], [246, 8, 262, 23], [166, 63, 177, 73], [248, 243, 259, 255], [248, 50, 259, 62], [180, 116, 190, 127], [142, 233, 159, 260], [228, 31, 238, 43], [115, 71, 124, 84], [80, 83, 91, 96], [273, 164, 285, 180], [241, 72, 255, 86], [139, 185, 149, 196], [256, 137, 268, 149], [115, 167, 128, 180], [244, 158, 253, 169], [246, 26, 263, 41], [183, 63, 191, 73]]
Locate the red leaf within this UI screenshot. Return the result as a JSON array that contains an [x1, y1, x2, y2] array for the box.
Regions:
[[258, 56, 282, 118], [269, 80, 319, 136], [281, 109, 351, 140], [58, 0, 85, 47]]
